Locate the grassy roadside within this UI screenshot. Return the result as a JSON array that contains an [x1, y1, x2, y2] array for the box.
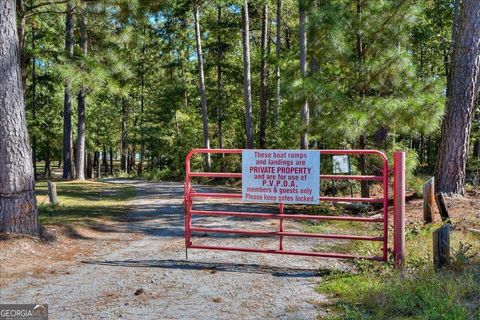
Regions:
[[35, 180, 136, 226], [311, 218, 480, 319]]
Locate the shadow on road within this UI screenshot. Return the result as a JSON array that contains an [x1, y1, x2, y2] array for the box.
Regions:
[[81, 259, 333, 278]]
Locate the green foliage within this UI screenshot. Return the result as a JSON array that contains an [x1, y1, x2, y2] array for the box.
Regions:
[[144, 167, 174, 181], [21, 0, 475, 181]]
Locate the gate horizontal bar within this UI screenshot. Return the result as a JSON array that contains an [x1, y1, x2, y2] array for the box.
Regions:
[[190, 210, 383, 222], [187, 148, 388, 161], [189, 192, 384, 203], [188, 172, 383, 181], [188, 244, 384, 261], [320, 175, 383, 181], [191, 227, 383, 241]]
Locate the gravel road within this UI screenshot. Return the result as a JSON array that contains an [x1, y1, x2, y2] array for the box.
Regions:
[[1, 180, 348, 320]]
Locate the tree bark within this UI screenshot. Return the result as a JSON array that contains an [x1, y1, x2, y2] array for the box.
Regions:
[[44, 141, 51, 178], [299, 2, 309, 149], [274, 0, 282, 129], [216, 5, 224, 151], [121, 99, 128, 173], [16, 0, 28, 86], [94, 151, 100, 178], [193, 2, 212, 170], [285, 23, 291, 50], [86, 152, 93, 179], [0, 0, 39, 235], [354, 0, 370, 197], [474, 139, 480, 159], [109, 146, 113, 175], [435, 0, 480, 194], [62, 0, 74, 179], [358, 135, 370, 198], [129, 145, 136, 173], [75, 5, 88, 180], [31, 27, 37, 181], [259, 3, 269, 148], [242, 0, 254, 149], [138, 25, 146, 176], [102, 145, 108, 175]]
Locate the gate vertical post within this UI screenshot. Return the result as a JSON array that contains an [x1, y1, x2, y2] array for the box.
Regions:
[[184, 151, 194, 260], [393, 151, 406, 269], [279, 203, 284, 250]]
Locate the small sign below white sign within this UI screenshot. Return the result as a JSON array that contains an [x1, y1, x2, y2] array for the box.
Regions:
[[332, 155, 350, 174], [242, 150, 320, 204]]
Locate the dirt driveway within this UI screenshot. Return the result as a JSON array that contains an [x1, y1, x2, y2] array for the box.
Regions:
[[0, 180, 348, 320]]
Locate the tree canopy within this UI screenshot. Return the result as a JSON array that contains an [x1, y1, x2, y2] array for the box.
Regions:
[[15, 0, 479, 190]]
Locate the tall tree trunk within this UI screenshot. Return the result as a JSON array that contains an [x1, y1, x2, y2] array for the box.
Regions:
[[242, 0, 254, 149], [129, 145, 136, 173], [62, 0, 74, 179], [259, 3, 269, 148], [44, 141, 51, 178], [216, 5, 224, 151], [16, 0, 28, 86], [445, 0, 461, 86], [193, 2, 211, 170], [121, 99, 128, 173], [435, 0, 480, 194], [93, 151, 98, 177], [355, 0, 369, 197], [274, 0, 282, 129], [127, 151, 131, 173], [474, 138, 480, 159], [285, 23, 291, 50], [102, 145, 108, 175], [474, 111, 480, 158], [174, 109, 182, 167], [299, 2, 309, 149], [419, 134, 425, 165], [86, 152, 93, 179], [358, 135, 370, 198], [76, 5, 88, 180], [31, 27, 37, 180], [0, 0, 39, 235], [72, 144, 77, 178], [94, 151, 100, 178], [138, 26, 146, 176], [109, 146, 114, 175]]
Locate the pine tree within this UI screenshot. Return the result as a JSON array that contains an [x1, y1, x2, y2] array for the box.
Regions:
[[435, 0, 480, 194], [242, 0, 254, 149], [193, 1, 212, 170], [0, 0, 39, 235]]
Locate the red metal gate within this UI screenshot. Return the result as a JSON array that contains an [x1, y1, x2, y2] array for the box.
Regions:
[[184, 149, 401, 262]]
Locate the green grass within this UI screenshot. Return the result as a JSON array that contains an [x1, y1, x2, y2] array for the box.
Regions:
[[319, 268, 479, 319], [314, 220, 480, 320], [35, 180, 136, 226]]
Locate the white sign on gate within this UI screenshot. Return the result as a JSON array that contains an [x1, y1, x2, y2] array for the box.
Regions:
[[242, 150, 320, 204]]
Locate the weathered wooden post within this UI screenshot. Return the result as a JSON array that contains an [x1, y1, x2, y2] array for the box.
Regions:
[[393, 151, 406, 269], [433, 224, 450, 269], [47, 181, 58, 204], [423, 177, 435, 223]]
